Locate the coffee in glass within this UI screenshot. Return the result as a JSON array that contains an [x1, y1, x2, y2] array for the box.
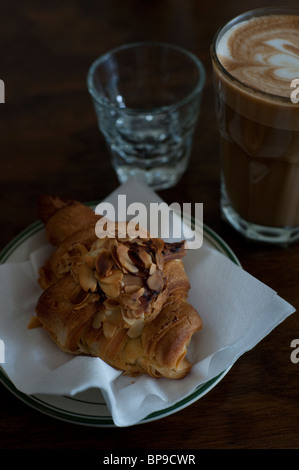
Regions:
[[211, 7, 299, 244]]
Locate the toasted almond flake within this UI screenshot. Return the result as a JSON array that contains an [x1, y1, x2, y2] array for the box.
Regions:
[[151, 237, 165, 251], [128, 246, 153, 271], [97, 269, 123, 285], [103, 298, 120, 310], [147, 272, 164, 292], [71, 289, 90, 306], [73, 299, 91, 310], [78, 263, 98, 292], [119, 293, 141, 309], [124, 284, 143, 294], [149, 263, 156, 275], [68, 243, 88, 258], [116, 244, 139, 273], [90, 237, 109, 252], [123, 316, 135, 326], [95, 250, 114, 277], [92, 310, 106, 329], [122, 273, 143, 287], [99, 281, 120, 298], [83, 255, 97, 269], [131, 287, 145, 300], [127, 319, 144, 338], [110, 244, 122, 270], [138, 249, 153, 269], [155, 251, 164, 270], [88, 238, 118, 261]]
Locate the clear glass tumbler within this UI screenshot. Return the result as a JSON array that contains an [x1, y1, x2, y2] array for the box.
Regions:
[[87, 42, 205, 190]]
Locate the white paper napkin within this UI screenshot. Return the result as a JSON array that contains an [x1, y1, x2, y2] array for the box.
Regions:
[[0, 180, 296, 426]]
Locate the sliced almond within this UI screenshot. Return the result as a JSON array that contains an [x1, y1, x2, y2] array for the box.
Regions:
[[127, 319, 144, 338], [110, 243, 122, 269], [131, 287, 145, 301], [97, 269, 123, 285], [90, 237, 109, 252], [104, 298, 120, 310], [151, 237, 165, 251], [155, 251, 164, 270], [98, 281, 120, 298], [95, 250, 114, 277], [83, 255, 97, 269], [116, 244, 139, 273], [72, 290, 90, 308], [138, 249, 153, 269], [119, 293, 141, 309], [123, 315, 135, 326], [124, 284, 143, 294], [92, 310, 106, 329], [149, 263, 156, 275], [131, 306, 145, 318], [128, 246, 153, 270], [78, 263, 97, 292], [122, 273, 143, 287], [88, 238, 117, 260], [103, 299, 120, 310], [147, 272, 164, 292], [68, 243, 88, 258]]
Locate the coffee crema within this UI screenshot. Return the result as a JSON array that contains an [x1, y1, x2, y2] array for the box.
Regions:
[[217, 14, 299, 98]]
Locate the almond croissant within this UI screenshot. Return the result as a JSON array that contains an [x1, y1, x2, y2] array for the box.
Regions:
[[32, 195, 202, 379]]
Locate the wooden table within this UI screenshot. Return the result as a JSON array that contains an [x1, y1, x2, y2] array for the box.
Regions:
[[0, 0, 298, 452]]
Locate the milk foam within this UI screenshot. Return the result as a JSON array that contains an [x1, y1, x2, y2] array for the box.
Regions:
[[216, 15, 299, 97]]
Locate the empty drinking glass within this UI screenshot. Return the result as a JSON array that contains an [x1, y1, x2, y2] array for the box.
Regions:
[[87, 42, 205, 190]]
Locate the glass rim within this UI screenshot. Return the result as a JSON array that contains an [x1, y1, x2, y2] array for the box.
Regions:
[[87, 41, 206, 114], [211, 6, 299, 104]]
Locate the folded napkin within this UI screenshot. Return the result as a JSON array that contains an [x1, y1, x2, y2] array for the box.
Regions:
[[0, 180, 295, 426]]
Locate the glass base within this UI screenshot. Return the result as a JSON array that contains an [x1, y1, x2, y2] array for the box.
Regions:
[[221, 187, 299, 246], [114, 164, 185, 191]]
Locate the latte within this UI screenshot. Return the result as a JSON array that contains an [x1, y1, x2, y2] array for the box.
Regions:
[[211, 9, 299, 243]]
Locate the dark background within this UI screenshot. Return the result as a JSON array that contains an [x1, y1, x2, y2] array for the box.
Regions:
[[0, 0, 299, 450]]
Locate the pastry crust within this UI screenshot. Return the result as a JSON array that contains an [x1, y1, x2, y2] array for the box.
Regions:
[[33, 195, 202, 379]]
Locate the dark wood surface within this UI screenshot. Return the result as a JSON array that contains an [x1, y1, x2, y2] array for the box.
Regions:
[[0, 0, 299, 451]]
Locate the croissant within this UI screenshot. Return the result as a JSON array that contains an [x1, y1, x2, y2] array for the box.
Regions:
[[32, 195, 202, 379]]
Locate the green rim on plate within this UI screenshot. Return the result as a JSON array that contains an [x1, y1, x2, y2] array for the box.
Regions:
[[0, 214, 241, 427]]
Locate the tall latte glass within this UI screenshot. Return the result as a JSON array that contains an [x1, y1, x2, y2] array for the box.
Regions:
[[211, 7, 299, 244]]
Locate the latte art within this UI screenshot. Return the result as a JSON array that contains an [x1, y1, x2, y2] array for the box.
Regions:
[[217, 15, 299, 97]]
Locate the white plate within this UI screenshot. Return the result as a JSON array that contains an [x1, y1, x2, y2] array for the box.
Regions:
[[0, 215, 241, 427]]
